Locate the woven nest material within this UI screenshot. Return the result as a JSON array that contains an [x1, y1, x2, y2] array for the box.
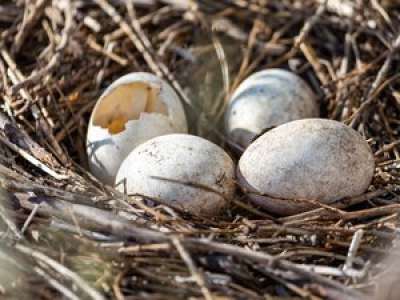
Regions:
[[1, 0, 400, 299]]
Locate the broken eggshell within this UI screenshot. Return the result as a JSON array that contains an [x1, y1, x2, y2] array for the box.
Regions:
[[238, 119, 375, 216], [87, 72, 187, 185], [115, 134, 235, 216], [225, 68, 319, 150]]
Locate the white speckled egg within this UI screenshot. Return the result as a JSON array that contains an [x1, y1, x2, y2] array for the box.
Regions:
[[115, 134, 235, 216], [225, 69, 319, 149], [238, 119, 375, 216], [87, 72, 187, 185]]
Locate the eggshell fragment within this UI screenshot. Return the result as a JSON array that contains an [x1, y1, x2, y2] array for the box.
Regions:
[[115, 134, 235, 216], [87, 72, 187, 185], [238, 119, 375, 216], [225, 68, 319, 149]]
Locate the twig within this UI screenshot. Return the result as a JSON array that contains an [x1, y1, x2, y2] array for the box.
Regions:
[[87, 36, 128, 66], [34, 267, 81, 300], [15, 193, 168, 243], [172, 237, 215, 300], [0, 110, 62, 169], [1, 48, 70, 165], [186, 239, 364, 299], [16, 244, 106, 300], [94, 0, 193, 109], [13, 0, 50, 53], [112, 271, 126, 300], [11, 0, 74, 94], [281, 190, 387, 223], [0, 135, 68, 180], [349, 33, 400, 127], [20, 203, 40, 235], [299, 41, 330, 85], [0, 206, 22, 240], [294, 2, 327, 48], [343, 229, 364, 275], [15, 192, 363, 299], [342, 204, 400, 221]]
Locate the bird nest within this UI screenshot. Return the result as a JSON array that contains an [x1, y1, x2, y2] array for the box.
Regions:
[[1, 1, 400, 299]]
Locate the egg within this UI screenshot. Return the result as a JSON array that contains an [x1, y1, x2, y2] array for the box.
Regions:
[[115, 134, 235, 216], [87, 72, 188, 185], [225, 68, 319, 149], [238, 119, 375, 216]]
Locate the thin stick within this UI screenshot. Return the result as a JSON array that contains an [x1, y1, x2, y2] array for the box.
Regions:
[[344, 229, 364, 273], [16, 244, 106, 300], [281, 190, 387, 223], [349, 33, 400, 127], [11, 0, 74, 93], [172, 237, 215, 300], [94, 0, 193, 109], [13, 0, 50, 53], [112, 271, 126, 300], [294, 2, 327, 48], [0, 135, 68, 180], [34, 267, 81, 300], [20, 203, 40, 235], [0, 206, 22, 239]]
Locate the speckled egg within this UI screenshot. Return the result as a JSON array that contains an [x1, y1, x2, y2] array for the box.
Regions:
[[238, 119, 375, 216], [115, 134, 235, 216], [225, 69, 319, 149]]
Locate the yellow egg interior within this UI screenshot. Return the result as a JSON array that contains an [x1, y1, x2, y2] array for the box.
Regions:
[[92, 81, 168, 134]]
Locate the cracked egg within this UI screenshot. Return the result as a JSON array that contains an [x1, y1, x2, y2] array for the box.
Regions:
[[87, 72, 187, 185]]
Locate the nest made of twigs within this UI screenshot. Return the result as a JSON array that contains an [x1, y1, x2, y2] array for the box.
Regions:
[[1, 1, 400, 299]]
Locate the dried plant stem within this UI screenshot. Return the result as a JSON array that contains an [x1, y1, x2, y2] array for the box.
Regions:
[[34, 267, 80, 300], [172, 237, 215, 300], [13, 0, 50, 53], [16, 244, 106, 300]]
